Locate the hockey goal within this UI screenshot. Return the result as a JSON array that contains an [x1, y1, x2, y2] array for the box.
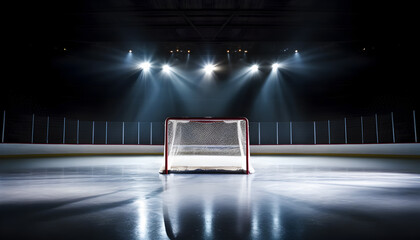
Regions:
[[160, 118, 253, 174]]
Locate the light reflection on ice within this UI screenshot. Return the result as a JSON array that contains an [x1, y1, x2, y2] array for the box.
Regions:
[[160, 174, 254, 239], [1, 156, 420, 239], [136, 199, 148, 240]]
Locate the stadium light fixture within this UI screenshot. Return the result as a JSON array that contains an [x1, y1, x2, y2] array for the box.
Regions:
[[250, 64, 259, 72], [204, 64, 215, 74], [272, 63, 283, 69], [138, 61, 151, 71], [162, 64, 171, 73]]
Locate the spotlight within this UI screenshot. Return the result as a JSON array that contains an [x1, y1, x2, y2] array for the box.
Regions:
[[272, 63, 282, 69], [138, 61, 151, 71], [250, 64, 259, 72], [162, 64, 171, 73], [204, 64, 215, 74], [295, 49, 298, 53], [227, 50, 230, 53], [244, 50, 248, 53], [170, 50, 173, 53], [187, 50, 191, 54], [128, 50, 132, 53]]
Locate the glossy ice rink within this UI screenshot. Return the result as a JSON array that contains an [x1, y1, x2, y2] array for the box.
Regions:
[[1, 155, 420, 240]]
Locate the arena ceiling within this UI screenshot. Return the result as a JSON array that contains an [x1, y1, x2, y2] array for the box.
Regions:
[[3, 0, 412, 121], [15, 0, 404, 51]]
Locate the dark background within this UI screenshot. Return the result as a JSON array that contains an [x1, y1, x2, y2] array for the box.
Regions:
[[1, 0, 414, 122]]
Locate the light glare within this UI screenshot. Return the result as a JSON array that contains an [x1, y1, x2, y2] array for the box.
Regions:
[[251, 64, 259, 72], [139, 62, 151, 71], [162, 64, 171, 73], [272, 63, 282, 69], [204, 64, 215, 74]]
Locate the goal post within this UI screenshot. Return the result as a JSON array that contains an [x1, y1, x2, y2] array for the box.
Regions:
[[160, 117, 254, 174]]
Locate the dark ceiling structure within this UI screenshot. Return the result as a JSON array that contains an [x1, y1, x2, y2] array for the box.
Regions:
[[17, 0, 403, 51], [3, 0, 412, 122]]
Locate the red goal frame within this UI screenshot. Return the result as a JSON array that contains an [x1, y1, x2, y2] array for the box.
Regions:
[[163, 117, 250, 174]]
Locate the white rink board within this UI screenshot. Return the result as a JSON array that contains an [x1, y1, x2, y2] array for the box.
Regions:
[[251, 144, 420, 156], [0, 143, 419, 157]]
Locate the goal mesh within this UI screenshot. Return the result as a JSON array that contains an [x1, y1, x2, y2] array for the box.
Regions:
[[160, 118, 252, 174]]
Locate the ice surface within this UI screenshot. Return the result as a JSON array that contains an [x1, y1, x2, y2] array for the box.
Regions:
[[1, 156, 420, 240]]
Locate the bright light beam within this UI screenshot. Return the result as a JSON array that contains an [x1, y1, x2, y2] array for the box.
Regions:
[[250, 64, 259, 72], [272, 63, 282, 70], [162, 64, 171, 73], [138, 61, 151, 71], [204, 64, 215, 74]]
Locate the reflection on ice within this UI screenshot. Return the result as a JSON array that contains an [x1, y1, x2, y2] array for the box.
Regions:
[[160, 174, 254, 239], [1, 156, 420, 239], [137, 199, 148, 240], [156, 156, 420, 239], [203, 197, 212, 236]]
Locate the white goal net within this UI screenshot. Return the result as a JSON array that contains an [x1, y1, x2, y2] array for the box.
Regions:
[[160, 118, 253, 174]]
